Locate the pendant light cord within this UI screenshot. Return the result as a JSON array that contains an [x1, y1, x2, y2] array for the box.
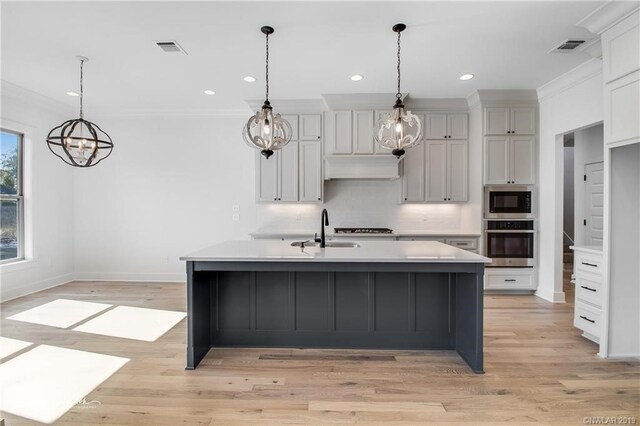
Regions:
[[265, 32, 270, 102], [79, 59, 85, 119], [396, 30, 402, 100]]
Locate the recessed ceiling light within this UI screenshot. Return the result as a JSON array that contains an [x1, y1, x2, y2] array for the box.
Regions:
[[459, 74, 474, 81], [203, 90, 216, 95], [66, 91, 79, 97], [350, 74, 364, 81], [243, 76, 256, 82]]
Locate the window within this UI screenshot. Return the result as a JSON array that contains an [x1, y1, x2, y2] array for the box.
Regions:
[[1, 129, 24, 263]]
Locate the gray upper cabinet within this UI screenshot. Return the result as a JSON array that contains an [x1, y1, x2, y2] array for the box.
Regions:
[[484, 136, 510, 184], [509, 136, 535, 184], [327, 111, 353, 154], [373, 110, 393, 155], [485, 107, 535, 135], [425, 113, 468, 140], [447, 140, 469, 201], [425, 141, 448, 201], [255, 114, 323, 203], [401, 139, 426, 202], [300, 114, 322, 140]]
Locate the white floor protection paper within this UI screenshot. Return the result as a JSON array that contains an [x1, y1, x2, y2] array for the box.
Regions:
[[0, 344, 129, 424], [7, 299, 112, 328], [73, 305, 187, 342], [0, 336, 32, 359]]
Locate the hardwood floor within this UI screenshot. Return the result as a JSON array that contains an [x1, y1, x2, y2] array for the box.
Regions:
[[1, 280, 638, 425]]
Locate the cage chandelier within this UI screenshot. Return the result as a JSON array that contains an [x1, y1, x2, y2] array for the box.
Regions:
[[46, 56, 114, 167]]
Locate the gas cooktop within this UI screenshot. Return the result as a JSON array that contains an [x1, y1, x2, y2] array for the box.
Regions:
[[334, 228, 394, 234]]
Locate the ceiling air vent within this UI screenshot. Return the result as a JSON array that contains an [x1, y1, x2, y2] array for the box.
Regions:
[[155, 40, 187, 54], [550, 39, 587, 53]]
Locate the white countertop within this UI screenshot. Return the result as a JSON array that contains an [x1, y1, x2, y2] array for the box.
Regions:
[[181, 240, 491, 263], [570, 245, 603, 255], [249, 230, 481, 239]]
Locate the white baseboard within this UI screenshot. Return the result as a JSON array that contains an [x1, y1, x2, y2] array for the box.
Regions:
[[598, 353, 640, 361], [0, 272, 74, 303], [534, 289, 566, 303], [73, 272, 186, 283]]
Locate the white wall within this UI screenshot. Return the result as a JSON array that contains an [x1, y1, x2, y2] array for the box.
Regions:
[[573, 124, 604, 246], [536, 58, 604, 303], [72, 113, 482, 282], [0, 82, 75, 301]]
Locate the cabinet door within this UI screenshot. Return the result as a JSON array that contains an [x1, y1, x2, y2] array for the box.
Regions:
[[425, 141, 447, 202], [425, 114, 447, 139], [373, 110, 393, 155], [278, 141, 299, 201], [510, 107, 535, 135], [484, 107, 509, 135], [447, 140, 468, 201], [352, 110, 374, 154], [448, 114, 468, 139], [300, 114, 321, 140], [606, 71, 640, 145], [484, 136, 509, 184], [282, 115, 299, 141], [401, 140, 425, 202], [509, 136, 535, 184], [299, 141, 322, 202], [256, 151, 279, 202], [331, 111, 352, 154]]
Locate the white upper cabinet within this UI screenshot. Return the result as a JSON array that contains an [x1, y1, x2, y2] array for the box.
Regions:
[[401, 140, 426, 202], [326, 111, 352, 154], [485, 135, 535, 184], [447, 140, 468, 201], [485, 107, 535, 135], [256, 114, 322, 203], [352, 110, 375, 154], [374, 110, 393, 155], [425, 141, 447, 201], [602, 11, 640, 84], [425, 113, 468, 139], [299, 141, 322, 202], [300, 114, 322, 140], [484, 136, 509, 184]]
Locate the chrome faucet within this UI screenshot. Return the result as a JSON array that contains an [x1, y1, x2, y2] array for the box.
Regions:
[[318, 209, 329, 248]]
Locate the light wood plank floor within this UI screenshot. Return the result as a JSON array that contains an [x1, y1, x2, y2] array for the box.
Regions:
[[0, 280, 638, 425]]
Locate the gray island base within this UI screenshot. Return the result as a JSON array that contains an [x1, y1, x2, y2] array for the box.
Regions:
[[181, 240, 490, 374]]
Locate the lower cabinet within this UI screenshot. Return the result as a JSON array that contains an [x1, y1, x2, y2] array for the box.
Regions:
[[484, 268, 536, 291], [571, 247, 603, 343]]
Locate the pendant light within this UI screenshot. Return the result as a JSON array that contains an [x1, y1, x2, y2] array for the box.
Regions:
[[46, 56, 114, 167], [374, 23, 423, 159], [243, 26, 292, 159]]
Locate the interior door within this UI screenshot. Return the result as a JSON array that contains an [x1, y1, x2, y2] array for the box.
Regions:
[[584, 161, 605, 246]]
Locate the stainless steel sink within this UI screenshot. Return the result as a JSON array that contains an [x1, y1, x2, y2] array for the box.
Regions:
[[291, 241, 360, 248]]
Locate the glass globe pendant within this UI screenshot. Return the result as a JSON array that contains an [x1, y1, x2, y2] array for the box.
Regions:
[[374, 23, 423, 159], [243, 26, 292, 159], [46, 56, 114, 167]]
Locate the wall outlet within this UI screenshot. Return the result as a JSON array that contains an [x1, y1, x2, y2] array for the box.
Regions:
[[232, 213, 240, 221], [232, 204, 240, 212]]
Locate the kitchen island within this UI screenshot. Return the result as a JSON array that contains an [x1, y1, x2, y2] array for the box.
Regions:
[[180, 240, 491, 373]]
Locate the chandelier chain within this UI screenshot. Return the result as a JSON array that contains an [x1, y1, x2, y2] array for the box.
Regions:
[[396, 30, 401, 100], [265, 32, 270, 102], [80, 59, 84, 119]]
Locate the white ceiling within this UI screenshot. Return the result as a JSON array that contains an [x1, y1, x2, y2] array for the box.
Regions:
[[1, 1, 606, 113]]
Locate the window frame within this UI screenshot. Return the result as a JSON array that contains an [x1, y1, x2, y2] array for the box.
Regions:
[[0, 128, 25, 265]]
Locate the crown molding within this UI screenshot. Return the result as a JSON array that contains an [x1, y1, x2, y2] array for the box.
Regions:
[[577, 2, 640, 34], [91, 107, 250, 119], [1, 80, 74, 116], [405, 97, 468, 111], [537, 58, 603, 103], [473, 89, 539, 107], [245, 98, 326, 114]]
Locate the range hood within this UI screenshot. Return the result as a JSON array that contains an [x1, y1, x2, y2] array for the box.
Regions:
[[324, 155, 401, 180]]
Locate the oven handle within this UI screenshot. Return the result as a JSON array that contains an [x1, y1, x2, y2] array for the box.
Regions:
[[484, 230, 536, 233]]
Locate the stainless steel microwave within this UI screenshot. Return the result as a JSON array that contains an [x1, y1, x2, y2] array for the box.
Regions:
[[484, 185, 535, 219]]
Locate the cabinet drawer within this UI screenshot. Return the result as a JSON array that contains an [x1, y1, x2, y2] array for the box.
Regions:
[[445, 238, 477, 250], [575, 252, 603, 275], [485, 273, 534, 289], [575, 276, 602, 308], [398, 237, 446, 243], [574, 301, 601, 338]]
